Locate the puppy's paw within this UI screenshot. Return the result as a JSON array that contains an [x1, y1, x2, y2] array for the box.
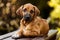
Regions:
[[12, 33, 21, 39]]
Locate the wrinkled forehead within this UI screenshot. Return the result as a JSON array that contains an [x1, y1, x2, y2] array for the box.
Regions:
[[23, 4, 34, 10]]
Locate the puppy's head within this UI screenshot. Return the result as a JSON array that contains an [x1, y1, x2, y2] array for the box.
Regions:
[[16, 3, 40, 21]]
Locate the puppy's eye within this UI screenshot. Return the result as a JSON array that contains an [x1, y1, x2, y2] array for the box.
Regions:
[[30, 10, 34, 13], [23, 8, 27, 12]]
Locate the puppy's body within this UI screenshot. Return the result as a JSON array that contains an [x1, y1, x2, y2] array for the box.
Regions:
[[20, 17, 49, 36], [12, 3, 49, 38]]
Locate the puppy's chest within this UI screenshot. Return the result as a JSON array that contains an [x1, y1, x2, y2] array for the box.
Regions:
[[24, 20, 41, 31]]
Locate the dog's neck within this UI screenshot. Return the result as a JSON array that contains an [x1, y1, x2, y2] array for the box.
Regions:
[[21, 17, 36, 26]]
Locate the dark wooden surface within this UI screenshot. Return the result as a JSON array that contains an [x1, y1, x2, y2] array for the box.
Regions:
[[0, 30, 58, 40]]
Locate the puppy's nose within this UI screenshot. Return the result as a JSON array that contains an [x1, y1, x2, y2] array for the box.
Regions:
[[26, 15, 30, 18], [24, 14, 31, 20], [24, 14, 30, 18]]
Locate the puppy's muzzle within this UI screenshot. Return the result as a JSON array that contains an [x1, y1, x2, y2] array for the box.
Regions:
[[24, 14, 31, 21]]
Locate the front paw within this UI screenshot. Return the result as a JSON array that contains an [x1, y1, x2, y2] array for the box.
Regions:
[[12, 33, 21, 39]]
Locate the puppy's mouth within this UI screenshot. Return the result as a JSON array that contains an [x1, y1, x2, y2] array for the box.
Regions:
[[23, 14, 32, 22]]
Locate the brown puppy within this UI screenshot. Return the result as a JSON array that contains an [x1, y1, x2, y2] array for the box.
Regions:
[[12, 3, 49, 38]]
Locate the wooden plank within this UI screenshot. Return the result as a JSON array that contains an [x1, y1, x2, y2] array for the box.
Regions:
[[4, 37, 45, 40], [3, 37, 14, 40], [45, 29, 58, 40], [0, 29, 58, 40], [0, 31, 16, 40]]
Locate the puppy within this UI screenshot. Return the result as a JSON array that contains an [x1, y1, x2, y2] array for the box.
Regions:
[[12, 3, 49, 38]]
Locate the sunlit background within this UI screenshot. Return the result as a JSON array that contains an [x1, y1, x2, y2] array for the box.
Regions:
[[48, 0, 60, 40], [0, 0, 60, 40]]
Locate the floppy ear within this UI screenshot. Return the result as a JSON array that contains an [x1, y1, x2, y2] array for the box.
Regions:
[[34, 6, 40, 16], [16, 5, 24, 17]]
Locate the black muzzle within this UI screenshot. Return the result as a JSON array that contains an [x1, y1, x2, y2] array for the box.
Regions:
[[23, 14, 31, 21]]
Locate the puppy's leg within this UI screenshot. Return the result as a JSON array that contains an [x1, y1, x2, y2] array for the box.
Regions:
[[12, 29, 22, 39], [12, 25, 25, 39], [23, 29, 39, 37]]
